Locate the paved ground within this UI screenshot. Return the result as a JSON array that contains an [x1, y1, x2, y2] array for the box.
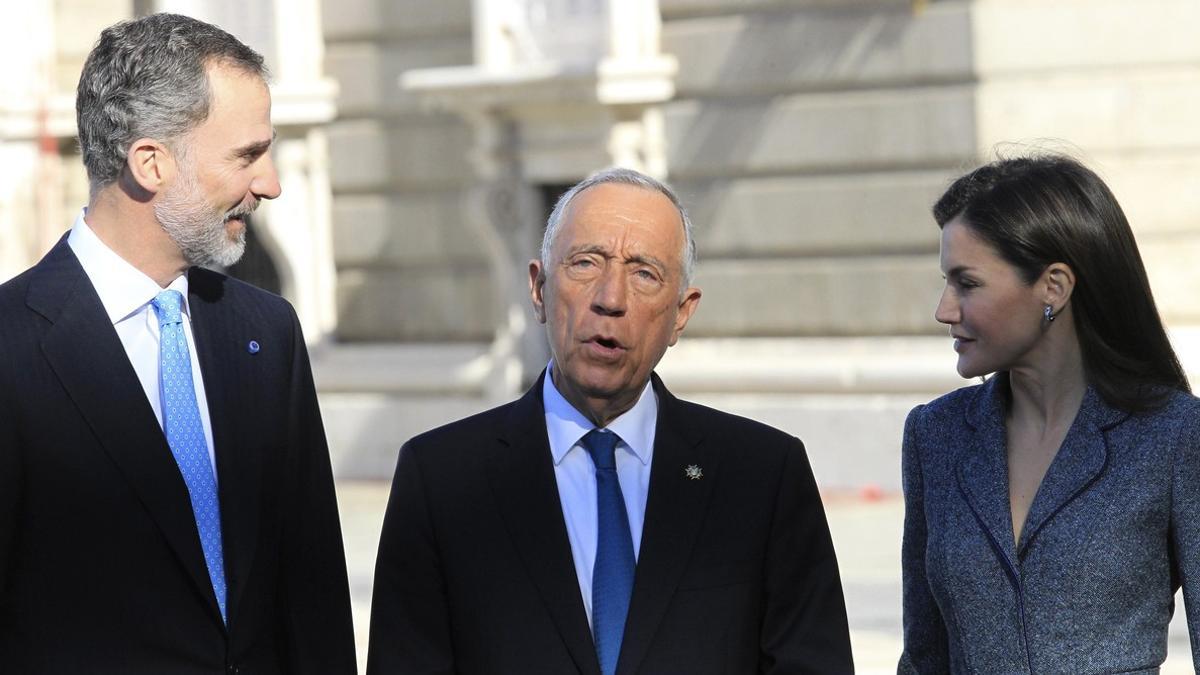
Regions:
[[336, 482, 1194, 674]]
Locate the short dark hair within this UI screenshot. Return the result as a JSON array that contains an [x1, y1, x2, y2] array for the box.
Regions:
[[934, 153, 1189, 411], [76, 13, 267, 192]]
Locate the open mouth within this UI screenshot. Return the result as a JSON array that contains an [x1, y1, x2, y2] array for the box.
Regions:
[[584, 334, 626, 359]]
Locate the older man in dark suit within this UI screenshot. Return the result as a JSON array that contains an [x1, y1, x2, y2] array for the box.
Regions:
[[367, 168, 853, 674], [0, 14, 355, 674]]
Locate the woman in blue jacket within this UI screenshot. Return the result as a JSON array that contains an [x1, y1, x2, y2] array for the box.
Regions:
[[899, 154, 1200, 673]]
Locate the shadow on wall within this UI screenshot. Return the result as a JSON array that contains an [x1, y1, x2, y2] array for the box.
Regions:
[[657, 3, 977, 338]]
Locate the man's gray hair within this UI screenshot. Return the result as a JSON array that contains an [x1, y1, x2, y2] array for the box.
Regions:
[[541, 167, 698, 289], [76, 13, 267, 192]]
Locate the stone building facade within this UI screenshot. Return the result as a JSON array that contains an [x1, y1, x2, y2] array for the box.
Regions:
[[4, 0, 1200, 489]]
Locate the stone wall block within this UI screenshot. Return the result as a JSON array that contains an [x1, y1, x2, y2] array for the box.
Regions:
[[665, 86, 976, 178], [677, 171, 947, 257], [686, 255, 942, 337], [332, 191, 486, 267], [327, 118, 472, 192], [322, 0, 471, 41], [664, 4, 971, 95], [326, 39, 473, 117], [336, 268, 496, 341]]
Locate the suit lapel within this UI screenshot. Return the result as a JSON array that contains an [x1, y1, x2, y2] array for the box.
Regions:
[[188, 269, 262, 626], [487, 372, 600, 675], [29, 240, 222, 623], [617, 374, 717, 675], [954, 378, 1020, 577], [1016, 387, 1120, 556]]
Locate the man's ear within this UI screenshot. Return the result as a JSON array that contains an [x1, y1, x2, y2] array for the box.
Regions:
[[125, 138, 175, 195], [528, 259, 547, 324], [668, 286, 702, 347]]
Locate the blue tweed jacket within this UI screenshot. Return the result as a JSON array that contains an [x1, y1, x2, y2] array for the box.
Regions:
[[899, 376, 1200, 674]]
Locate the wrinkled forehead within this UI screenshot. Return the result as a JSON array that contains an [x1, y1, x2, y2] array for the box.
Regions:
[[556, 183, 685, 256]]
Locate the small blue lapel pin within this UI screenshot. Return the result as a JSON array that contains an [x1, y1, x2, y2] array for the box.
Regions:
[[247, 340, 261, 354]]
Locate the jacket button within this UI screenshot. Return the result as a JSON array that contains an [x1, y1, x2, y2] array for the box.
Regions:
[[226, 666, 240, 674]]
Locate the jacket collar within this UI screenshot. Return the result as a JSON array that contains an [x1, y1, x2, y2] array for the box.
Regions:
[[487, 370, 714, 675], [958, 375, 1128, 569], [28, 238, 228, 627]]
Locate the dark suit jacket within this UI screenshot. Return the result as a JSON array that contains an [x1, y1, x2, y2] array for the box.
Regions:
[[900, 376, 1200, 674], [367, 371, 852, 674], [0, 238, 356, 674]]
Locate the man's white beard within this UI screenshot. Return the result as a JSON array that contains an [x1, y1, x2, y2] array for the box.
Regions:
[[155, 165, 252, 269]]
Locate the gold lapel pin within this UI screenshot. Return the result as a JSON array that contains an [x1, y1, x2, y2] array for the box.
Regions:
[[684, 464, 703, 480]]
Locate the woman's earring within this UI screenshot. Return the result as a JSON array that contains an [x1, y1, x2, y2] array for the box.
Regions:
[[1044, 305, 1056, 322]]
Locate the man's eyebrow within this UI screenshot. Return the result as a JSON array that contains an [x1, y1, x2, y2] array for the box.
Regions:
[[625, 254, 667, 272], [564, 244, 609, 258], [231, 129, 277, 161]]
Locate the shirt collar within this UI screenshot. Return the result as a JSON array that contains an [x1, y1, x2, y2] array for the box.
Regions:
[[67, 209, 190, 324], [542, 361, 658, 467]]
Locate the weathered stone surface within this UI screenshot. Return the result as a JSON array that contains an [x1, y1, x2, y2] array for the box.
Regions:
[[326, 117, 473, 192], [322, 0, 470, 41], [973, 0, 1200, 73], [661, 0, 915, 18], [331, 190, 484, 267], [677, 170, 946, 257], [975, 69, 1200, 156], [664, 86, 976, 178], [322, 392, 491, 478], [52, 0, 128, 91], [1140, 238, 1200, 326], [664, 3, 971, 95], [336, 267, 497, 342], [326, 39, 473, 117], [1082, 153, 1200, 237], [686, 254, 942, 337]]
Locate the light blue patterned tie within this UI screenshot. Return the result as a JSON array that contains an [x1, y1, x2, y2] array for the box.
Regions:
[[152, 290, 227, 623], [582, 428, 634, 675]]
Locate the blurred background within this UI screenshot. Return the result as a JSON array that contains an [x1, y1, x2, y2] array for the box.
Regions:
[[5, 0, 1200, 670]]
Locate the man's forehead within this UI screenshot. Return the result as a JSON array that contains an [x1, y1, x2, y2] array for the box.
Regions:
[[558, 183, 684, 248]]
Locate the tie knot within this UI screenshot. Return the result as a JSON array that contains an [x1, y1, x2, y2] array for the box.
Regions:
[[581, 428, 621, 470], [151, 290, 184, 326]]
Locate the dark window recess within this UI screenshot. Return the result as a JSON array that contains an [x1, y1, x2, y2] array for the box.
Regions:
[[225, 216, 283, 295], [538, 183, 576, 235]]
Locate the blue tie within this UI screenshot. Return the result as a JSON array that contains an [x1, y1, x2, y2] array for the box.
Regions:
[[152, 290, 227, 623], [582, 428, 635, 675]]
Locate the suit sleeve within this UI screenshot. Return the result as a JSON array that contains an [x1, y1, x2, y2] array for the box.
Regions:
[[366, 438, 455, 675], [1169, 402, 1200, 667], [897, 405, 949, 673], [278, 307, 357, 674], [759, 436, 854, 674], [0, 388, 19, 611]]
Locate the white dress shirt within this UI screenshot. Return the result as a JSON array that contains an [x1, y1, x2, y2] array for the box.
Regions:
[[67, 210, 217, 474], [542, 362, 657, 627]]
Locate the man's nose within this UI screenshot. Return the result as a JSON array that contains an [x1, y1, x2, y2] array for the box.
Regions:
[[252, 153, 282, 200], [590, 266, 628, 317]]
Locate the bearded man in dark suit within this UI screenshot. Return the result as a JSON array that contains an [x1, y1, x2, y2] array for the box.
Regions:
[[367, 167, 853, 674], [0, 14, 356, 674]]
